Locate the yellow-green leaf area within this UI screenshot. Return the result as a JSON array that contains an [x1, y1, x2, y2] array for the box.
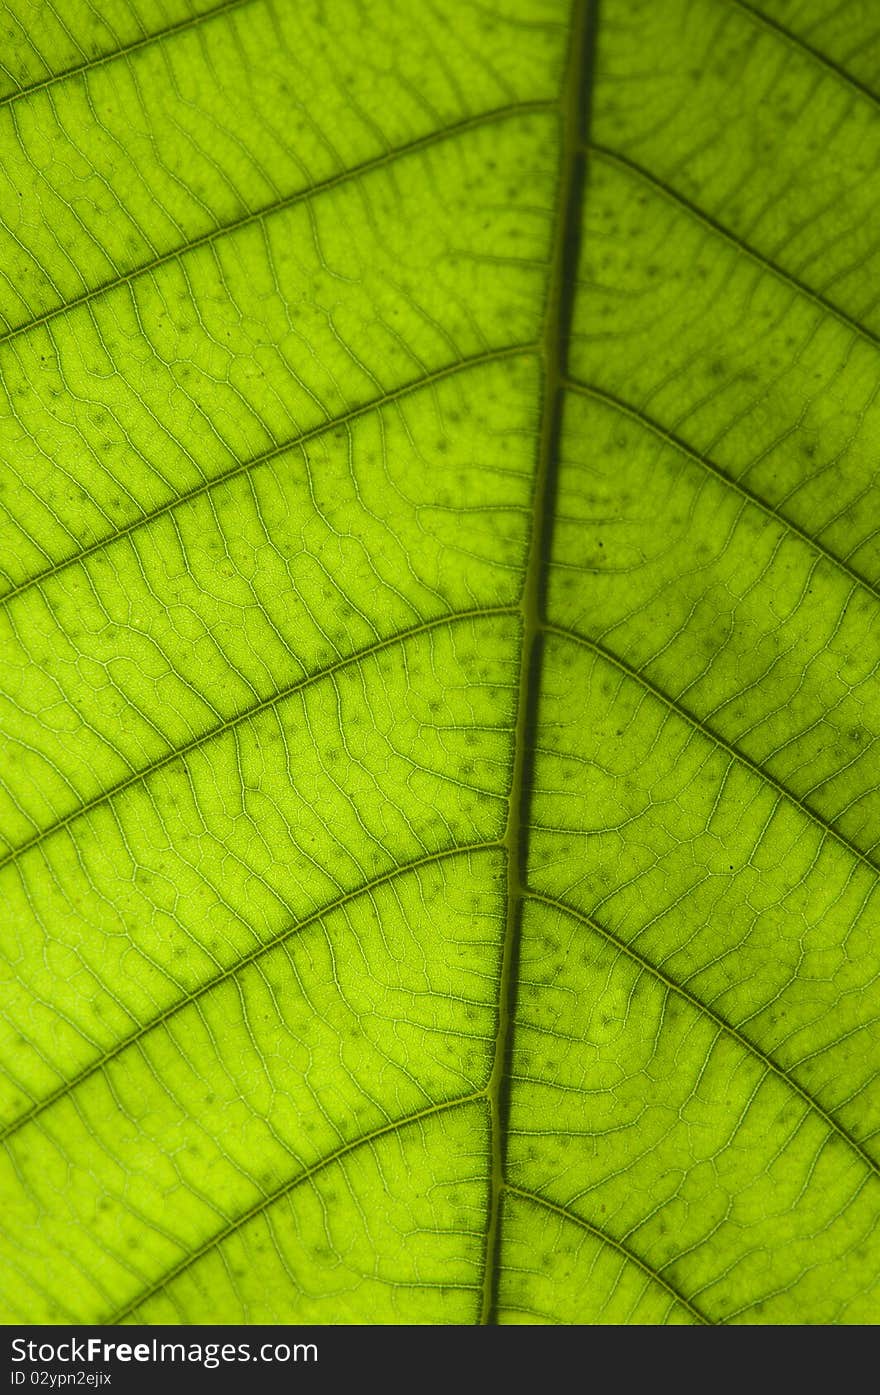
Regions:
[[2, 0, 880, 1326]]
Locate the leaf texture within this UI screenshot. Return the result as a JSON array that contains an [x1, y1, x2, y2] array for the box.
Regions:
[[2, 0, 880, 1325]]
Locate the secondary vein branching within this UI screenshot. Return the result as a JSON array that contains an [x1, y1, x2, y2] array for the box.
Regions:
[[0, 344, 537, 611], [0, 605, 516, 872], [0, 841, 500, 1146], [479, 0, 596, 1326], [0, 0, 258, 113], [0, 100, 552, 350]]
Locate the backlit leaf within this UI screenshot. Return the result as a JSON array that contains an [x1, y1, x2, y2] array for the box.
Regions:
[[2, 0, 879, 1324]]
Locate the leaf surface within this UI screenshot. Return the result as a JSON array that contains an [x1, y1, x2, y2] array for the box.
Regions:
[[2, 0, 880, 1325]]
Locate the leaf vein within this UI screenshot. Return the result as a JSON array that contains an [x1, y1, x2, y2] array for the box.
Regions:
[[506, 1185, 710, 1323], [109, 1092, 482, 1324], [0, 102, 554, 349], [544, 621, 880, 879], [563, 374, 880, 606], [586, 143, 880, 354], [526, 888, 880, 1183], [0, 0, 260, 113], [0, 607, 516, 871], [0, 842, 499, 1145], [0, 344, 537, 607]]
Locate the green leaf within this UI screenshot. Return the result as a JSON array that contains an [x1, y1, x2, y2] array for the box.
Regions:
[[2, 0, 879, 1325]]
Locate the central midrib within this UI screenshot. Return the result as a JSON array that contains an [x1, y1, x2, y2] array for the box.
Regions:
[[480, 0, 596, 1326]]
